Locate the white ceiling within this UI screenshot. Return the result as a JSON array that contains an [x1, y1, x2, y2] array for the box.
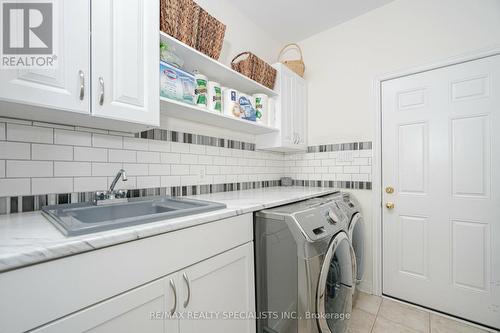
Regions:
[[231, 0, 395, 43]]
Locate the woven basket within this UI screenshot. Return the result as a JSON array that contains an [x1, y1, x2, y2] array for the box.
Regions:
[[160, 0, 200, 47], [231, 52, 277, 90], [278, 43, 305, 77], [195, 8, 226, 60]]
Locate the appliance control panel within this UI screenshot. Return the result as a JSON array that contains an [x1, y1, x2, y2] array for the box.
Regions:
[[294, 200, 348, 241]]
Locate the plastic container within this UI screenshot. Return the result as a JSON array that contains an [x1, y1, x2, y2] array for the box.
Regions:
[[160, 61, 195, 104]]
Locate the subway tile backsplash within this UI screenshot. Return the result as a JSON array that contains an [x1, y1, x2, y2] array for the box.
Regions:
[[0, 118, 373, 214], [283, 145, 372, 184]]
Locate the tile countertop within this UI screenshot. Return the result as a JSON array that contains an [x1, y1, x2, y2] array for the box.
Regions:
[[0, 186, 337, 273]]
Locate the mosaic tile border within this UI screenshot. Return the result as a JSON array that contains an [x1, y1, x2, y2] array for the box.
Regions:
[[293, 180, 372, 190], [138, 129, 372, 154], [0, 180, 281, 215], [0, 179, 372, 215], [307, 141, 372, 153], [137, 129, 256, 151]]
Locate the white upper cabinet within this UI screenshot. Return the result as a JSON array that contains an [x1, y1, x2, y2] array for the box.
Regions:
[[91, 0, 159, 126], [0, 0, 159, 130], [0, 0, 90, 114], [256, 63, 308, 152], [294, 76, 307, 146]]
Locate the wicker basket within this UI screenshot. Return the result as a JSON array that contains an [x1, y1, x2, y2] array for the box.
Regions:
[[231, 52, 277, 90], [160, 0, 200, 48], [278, 43, 305, 77], [195, 8, 226, 60], [160, 0, 225, 60]]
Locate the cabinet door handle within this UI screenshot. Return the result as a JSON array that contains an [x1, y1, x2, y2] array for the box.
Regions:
[[183, 272, 191, 308], [169, 279, 177, 315], [78, 70, 85, 100], [98, 77, 105, 106]]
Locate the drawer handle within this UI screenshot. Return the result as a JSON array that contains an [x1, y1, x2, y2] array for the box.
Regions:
[[183, 272, 191, 308], [169, 279, 177, 315], [98, 77, 105, 106], [79, 70, 85, 100]]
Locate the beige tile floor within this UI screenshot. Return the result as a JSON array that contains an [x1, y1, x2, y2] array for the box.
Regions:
[[348, 292, 499, 333]]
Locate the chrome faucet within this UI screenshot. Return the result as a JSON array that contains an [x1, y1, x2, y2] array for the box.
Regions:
[[95, 169, 128, 205], [109, 169, 127, 192]]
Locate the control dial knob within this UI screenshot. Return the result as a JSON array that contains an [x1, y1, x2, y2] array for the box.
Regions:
[[326, 209, 338, 224]]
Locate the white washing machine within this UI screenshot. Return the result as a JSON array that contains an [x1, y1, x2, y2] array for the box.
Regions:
[[255, 193, 355, 333], [318, 193, 365, 291]]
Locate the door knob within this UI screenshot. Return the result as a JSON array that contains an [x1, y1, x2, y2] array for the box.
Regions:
[[385, 202, 395, 209], [385, 186, 394, 194]]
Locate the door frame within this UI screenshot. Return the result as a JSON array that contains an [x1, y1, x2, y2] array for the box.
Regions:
[[371, 45, 500, 296]]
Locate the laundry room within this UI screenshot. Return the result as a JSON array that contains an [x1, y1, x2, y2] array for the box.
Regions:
[[0, 0, 499, 332]]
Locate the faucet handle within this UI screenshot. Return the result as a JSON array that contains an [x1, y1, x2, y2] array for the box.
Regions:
[[95, 191, 106, 200], [116, 190, 128, 199]]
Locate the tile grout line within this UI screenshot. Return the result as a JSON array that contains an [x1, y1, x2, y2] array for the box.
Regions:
[[370, 297, 383, 333]]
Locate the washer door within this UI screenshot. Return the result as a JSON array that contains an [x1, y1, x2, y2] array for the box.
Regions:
[[317, 232, 355, 333], [349, 213, 365, 285]]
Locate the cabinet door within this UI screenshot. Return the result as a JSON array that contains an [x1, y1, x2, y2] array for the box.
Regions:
[[294, 76, 307, 147], [0, 0, 90, 114], [91, 0, 159, 126], [179, 243, 256, 333], [32, 278, 167, 333], [280, 67, 295, 146]]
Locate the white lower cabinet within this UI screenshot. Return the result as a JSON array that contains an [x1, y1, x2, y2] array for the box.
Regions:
[[33, 278, 166, 333], [178, 242, 255, 333], [32, 243, 254, 333]]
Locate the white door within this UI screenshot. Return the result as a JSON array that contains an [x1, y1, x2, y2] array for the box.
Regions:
[[0, 0, 90, 114], [91, 0, 159, 126], [32, 278, 166, 333], [382, 54, 500, 329], [179, 243, 256, 333]]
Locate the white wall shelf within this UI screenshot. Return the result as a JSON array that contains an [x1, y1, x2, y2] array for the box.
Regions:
[[160, 32, 277, 97], [160, 97, 279, 134]]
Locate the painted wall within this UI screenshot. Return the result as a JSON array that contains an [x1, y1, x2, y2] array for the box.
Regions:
[[298, 0, 500, 293], [194, 0, 282, 66], [300, 0, 500, 144]]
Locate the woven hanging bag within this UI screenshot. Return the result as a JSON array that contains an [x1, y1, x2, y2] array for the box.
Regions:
[[278, 43, 305, 77]]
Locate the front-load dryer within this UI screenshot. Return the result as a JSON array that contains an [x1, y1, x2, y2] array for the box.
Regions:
[[255, 194, 355, 333], [318, 193, 365, 292]]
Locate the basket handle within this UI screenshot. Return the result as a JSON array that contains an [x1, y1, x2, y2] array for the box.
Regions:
[[231, 52, 251, 65], [277, 43, 303, 62]]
